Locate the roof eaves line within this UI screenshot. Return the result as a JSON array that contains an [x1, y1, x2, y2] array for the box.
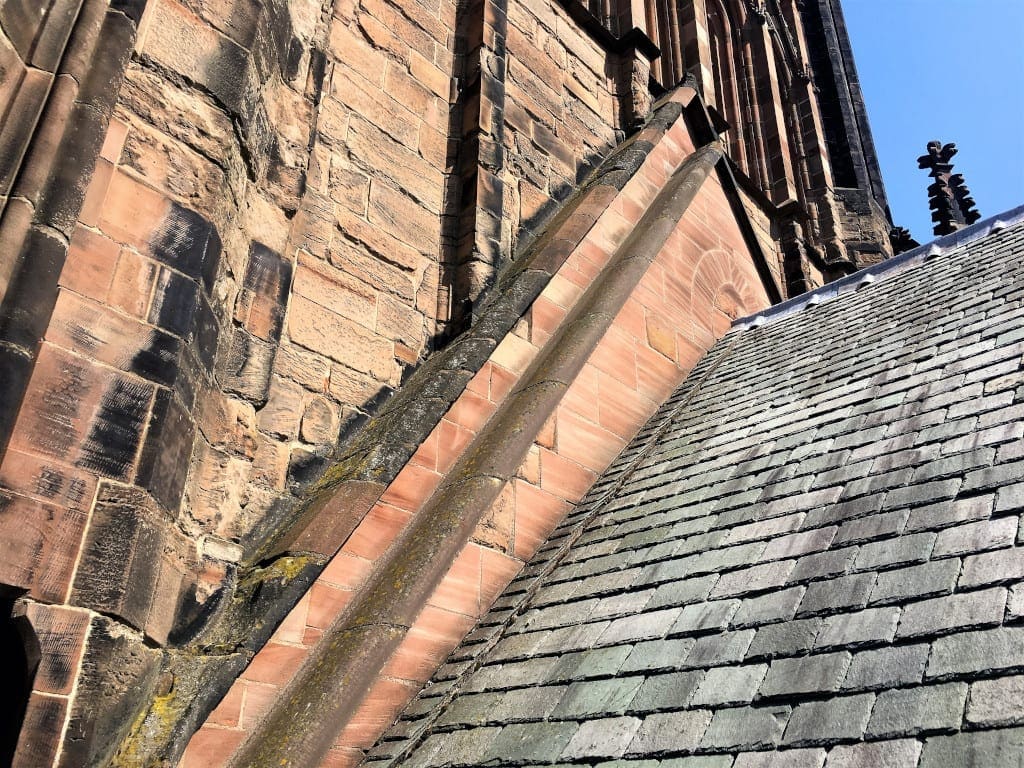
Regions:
[[731, 202, 1024, 331]]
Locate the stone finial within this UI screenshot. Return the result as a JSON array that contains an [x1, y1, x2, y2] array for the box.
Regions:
[[917, 141, 981, 236]]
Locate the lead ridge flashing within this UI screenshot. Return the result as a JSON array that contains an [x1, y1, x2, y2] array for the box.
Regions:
[[733, 203, 1024, 332]]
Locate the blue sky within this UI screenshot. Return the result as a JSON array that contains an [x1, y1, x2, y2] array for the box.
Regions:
[[842, 0, 1024, 242]]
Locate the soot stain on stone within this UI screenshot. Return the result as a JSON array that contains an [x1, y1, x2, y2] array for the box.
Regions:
[[130, 329, 181, 387], [150, 268, 199, 338], [77, 378, 153, 480], [35, 467, 64, 498], [148, 204, 214, 281]]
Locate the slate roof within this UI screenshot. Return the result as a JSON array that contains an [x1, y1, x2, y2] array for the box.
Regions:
[[367, 209, 1024, 768]]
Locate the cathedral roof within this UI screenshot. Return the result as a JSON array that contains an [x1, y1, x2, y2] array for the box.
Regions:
[[367, 207, 1024, 767]]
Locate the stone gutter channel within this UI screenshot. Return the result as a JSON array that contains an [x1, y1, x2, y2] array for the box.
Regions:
[[380, 330, 747, 766], [225, 140, 726, 768], [118, 92, 701, 766]]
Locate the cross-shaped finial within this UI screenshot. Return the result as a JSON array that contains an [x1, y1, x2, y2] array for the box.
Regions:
[[917, 140, 981, 236]]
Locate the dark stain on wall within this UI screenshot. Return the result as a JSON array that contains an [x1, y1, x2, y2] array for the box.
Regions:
[[77, 378, 153, 481], [136, 389, 195, 514], [149, 203, 220, 284], [150, 268, 200, 338]]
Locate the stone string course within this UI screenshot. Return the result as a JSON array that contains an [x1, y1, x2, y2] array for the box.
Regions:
[[368, 220, 1024, 766]]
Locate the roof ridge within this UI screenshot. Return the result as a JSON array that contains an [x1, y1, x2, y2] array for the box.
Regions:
[[732, 203, 1024, 331]]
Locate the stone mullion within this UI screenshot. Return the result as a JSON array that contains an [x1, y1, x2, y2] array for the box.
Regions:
[[738, 27, 770, 193], [749, 17, 797, 204]]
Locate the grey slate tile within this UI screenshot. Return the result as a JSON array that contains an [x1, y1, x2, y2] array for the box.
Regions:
[[761, 527, 838, 561], [658, 757, 734, 768], [621, 638, 697, 674], [552, 677, 644, 718], [850, 531, 936, 571], [701, 705, 790, 750], [958, 548, 1024, 593], [764, 487, 843, 516], [490, 631, 550, 662], [866, 681, 968, 737], [801, 496, 885, 529], [1010, 583, 1024, 620], [670, 599, 741, 635], [733, 749, 825, 768], [692, 541, 769, 574], [996, 481, 1024, 513], [896, 587, 1007, 638], [405, 728, 502, 768], [927, 625, 1024, 678], [823, 739, 922, 768], [435, 692, 505, 727], [627, 670, 703, 713], [869, 559, 960, 605], [536, 621, 611, 654], [625, 709, 713, 756], [813, 607, 900, 649], [683, 629, 756, 668], [832, 510, 909, 546], [645, 575, 719, 610], [710, 560, 796, 598], [882, 479, 962, 509], [781, 694, 874, 746], [841, 469, 915, 501], [962, 459, 1024, 494], [559, 716, 641, 760], [788, 548, 857, 583], [966, 674, 1024, 726], [933, 516, 1018, 558], [796, 573, 875, 617], [759, 652, 851, 698], [745, 618, 822, 660], [482, 722, 579, 765], [574, 569, 643, 598], [598, 608, 682, 645], [590, 590, 655, 620], [637, 557, 701, 588], [919, 727, 1024, 768], [493, 685, 569, 723], [723, 513, 807, 546], [547, 646, 631, 682], [690, 663, 768, 706], [732, 587, 805, 628], [905, 494, 994, 532]]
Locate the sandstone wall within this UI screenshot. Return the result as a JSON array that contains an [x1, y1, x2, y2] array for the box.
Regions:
[[0, 0, 634, 764]]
